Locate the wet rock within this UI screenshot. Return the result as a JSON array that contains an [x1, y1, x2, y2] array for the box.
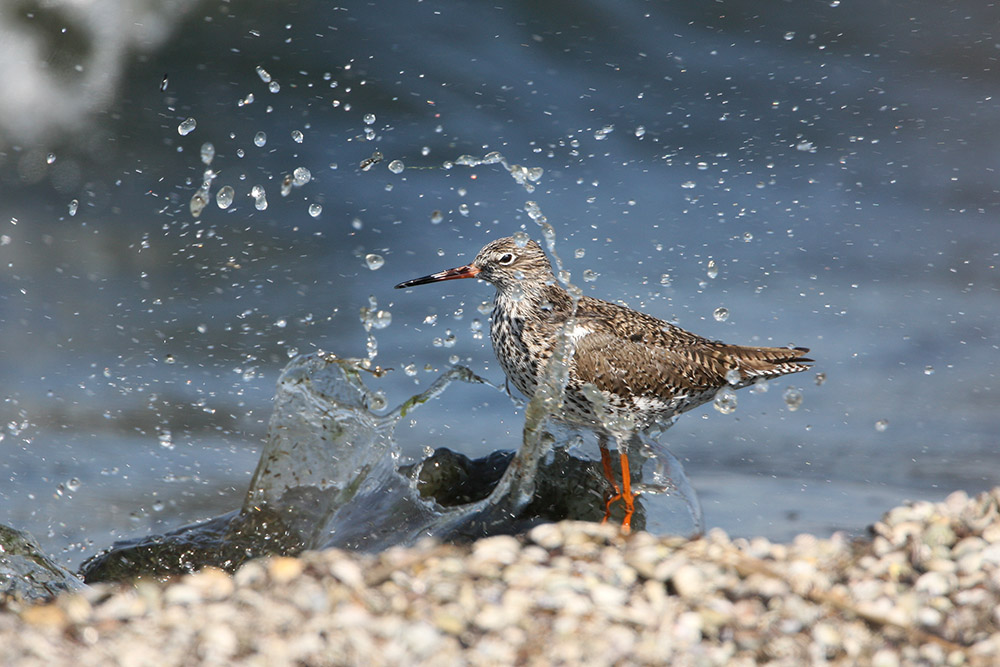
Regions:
[[0, 524, 85, 601]]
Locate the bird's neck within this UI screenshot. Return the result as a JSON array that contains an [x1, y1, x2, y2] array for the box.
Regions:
[[493, 280, 571, 322]]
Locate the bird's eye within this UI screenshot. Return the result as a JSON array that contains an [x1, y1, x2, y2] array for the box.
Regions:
[[498, 253, 515, 265]]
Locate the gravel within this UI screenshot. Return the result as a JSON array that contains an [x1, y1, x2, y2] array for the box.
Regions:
[[3, 488, 1000, 666]]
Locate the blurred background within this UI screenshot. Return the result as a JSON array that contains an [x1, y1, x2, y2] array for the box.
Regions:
[[0, 0, 997, 568]]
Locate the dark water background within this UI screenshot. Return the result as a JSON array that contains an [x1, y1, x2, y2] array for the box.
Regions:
[[0, 0, 997, 568]]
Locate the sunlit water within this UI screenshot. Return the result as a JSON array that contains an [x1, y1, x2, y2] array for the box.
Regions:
[[0, 2, 997, 569]]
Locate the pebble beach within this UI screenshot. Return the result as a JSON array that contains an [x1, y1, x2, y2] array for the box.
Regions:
[[3, 488, 1000, 666]]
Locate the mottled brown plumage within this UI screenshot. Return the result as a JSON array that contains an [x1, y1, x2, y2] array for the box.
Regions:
[[396, 236, 813, 529]]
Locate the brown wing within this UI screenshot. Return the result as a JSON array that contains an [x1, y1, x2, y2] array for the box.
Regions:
[[571, 330, 728, 404], [571, 296, 812, 401]]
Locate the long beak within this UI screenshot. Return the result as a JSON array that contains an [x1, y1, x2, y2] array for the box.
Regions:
[[394, 264, 480, 289]]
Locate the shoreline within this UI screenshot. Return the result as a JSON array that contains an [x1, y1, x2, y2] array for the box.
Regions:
[[3, 488, 999, 665]]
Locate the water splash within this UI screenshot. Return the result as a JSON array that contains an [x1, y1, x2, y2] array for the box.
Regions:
[[241, 351, 584, 550], [81, 348, 702, 581], [445, 150, 543, 193]]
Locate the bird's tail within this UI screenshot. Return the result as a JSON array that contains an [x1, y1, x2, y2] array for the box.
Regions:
[[725, 345, 813, 380]]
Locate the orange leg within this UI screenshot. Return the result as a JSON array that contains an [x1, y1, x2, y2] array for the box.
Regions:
[[599, 443, 620, 524], [618, 449, 634, 534], [599, 438, 636, 533]]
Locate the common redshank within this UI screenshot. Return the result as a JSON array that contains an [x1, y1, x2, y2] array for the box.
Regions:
[[395, 236, 812, 530]]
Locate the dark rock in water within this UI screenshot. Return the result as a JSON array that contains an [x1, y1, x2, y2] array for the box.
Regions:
[[79, 445, 631, 583], [409, 448, 513, 506], [0, 524, 85, 601], [79, 508, 304, 584]]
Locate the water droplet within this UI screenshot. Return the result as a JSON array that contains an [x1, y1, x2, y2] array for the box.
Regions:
[[706, 260, 719, 279], [291, 129, 304, 143], [430, 210, 443, 224], [158, 428, 174, 450], [742, 232, 753, 243], [256, 65, 271, 83], [369, 391, 387, 411], [46, 153, 56, 164], [66, 477, 81, 492], [659, 273, 671, 286], [200, 142, 215, 165], [364, 113, 376, 125], [582, 269, 599, 282], [458, 203, 470, 217], [152, 500, 165, 512], [196, 324, 208, 334], [714, 388, 737, 414], [164, 354, 176, 364], [308, 203, 323, 218], [681, 181, 696, 189], [713, 307, 729, 322], [784, 31, 796, 41], [388, 159, 404, 174], [293, 166, 312, 185], [68, 199, 78, 217], [253, 131, 267, 147], [268, 81, 280, 94], [512, 230, 530, 247], [251, 185, 268, 210], [360, 151, 383, 171], [923, 365, 935, 376], [594, 124, 614, 140], [190, 189, 208, 218], [783, 387, 803, 411], [216, 185, 235, 209], [875, 419, 889, 432], [725, 369, 742, 385], [814, 372, 826, 386], [634, 126, 646, 138], [177, 117, 197, 136], [365, 253, 385, 270]]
